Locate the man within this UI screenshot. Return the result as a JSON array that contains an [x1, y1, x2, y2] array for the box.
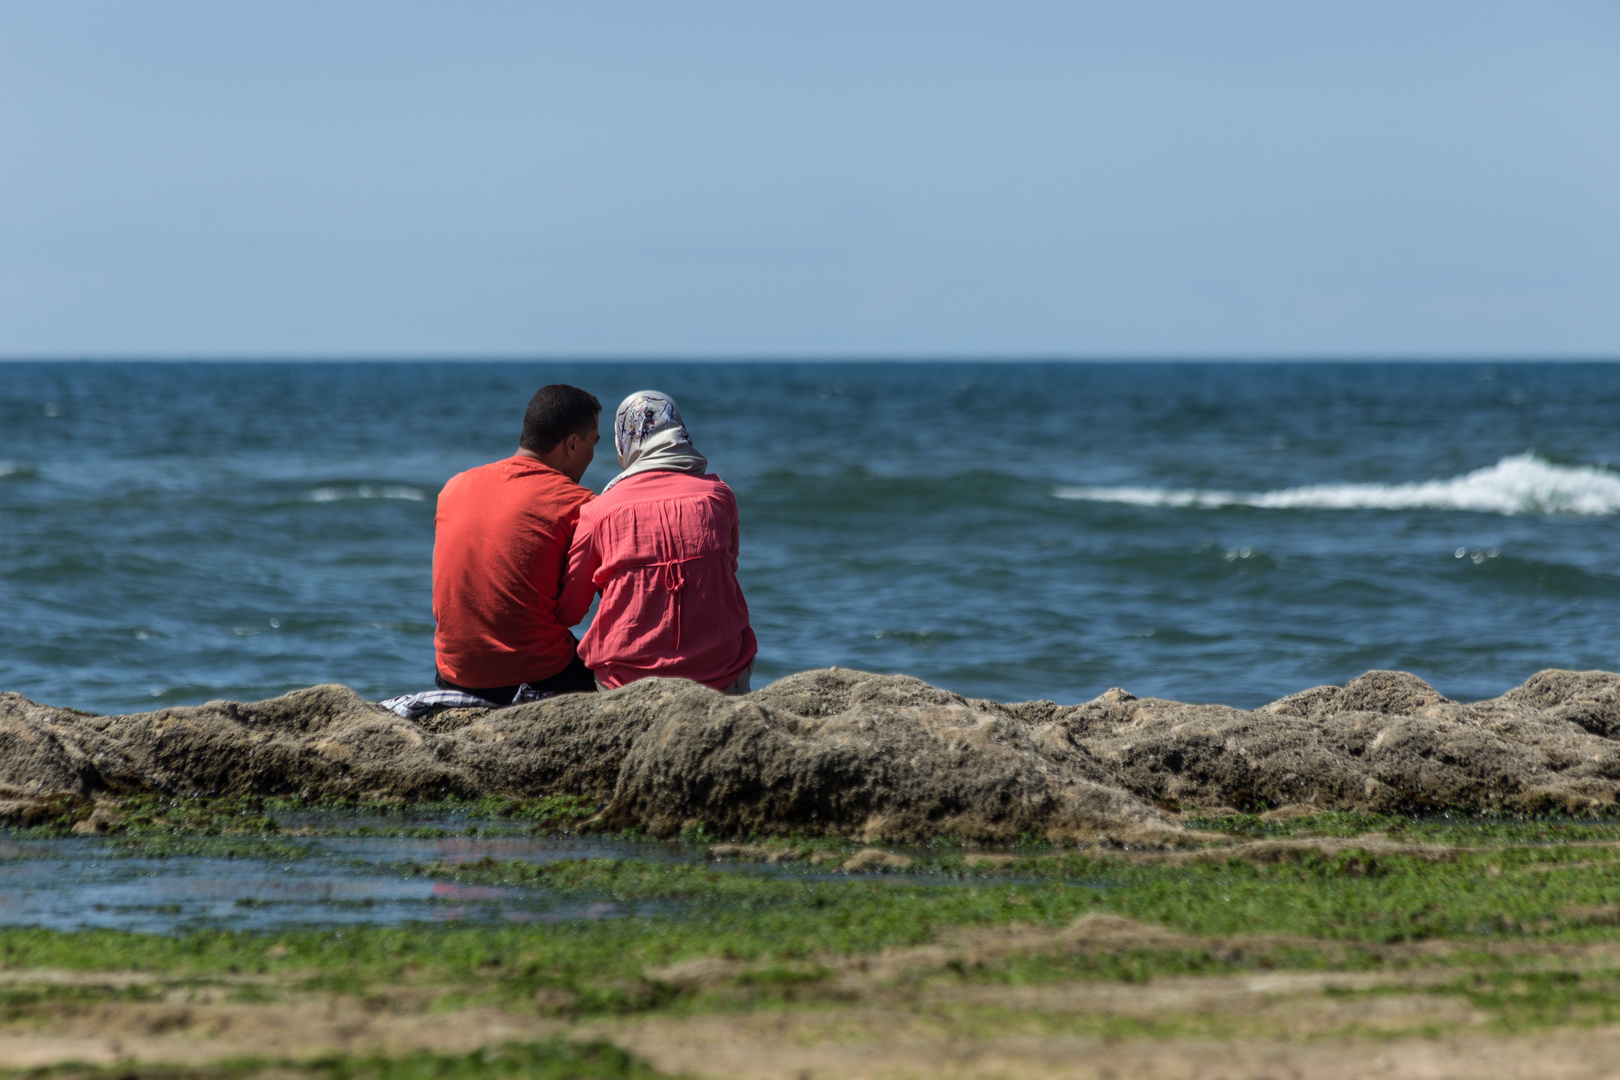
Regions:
[[432, 384, 601, 702]]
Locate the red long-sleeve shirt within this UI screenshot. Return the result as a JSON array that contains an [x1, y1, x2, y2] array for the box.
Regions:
[[558, 470, 757, 690], [432, 456, 593, 688]]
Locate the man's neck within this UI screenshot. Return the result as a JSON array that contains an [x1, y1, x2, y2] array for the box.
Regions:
[[516, 445, 579, 481]]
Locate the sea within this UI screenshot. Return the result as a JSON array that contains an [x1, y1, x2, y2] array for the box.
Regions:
[[3, 360, 1618, 716]]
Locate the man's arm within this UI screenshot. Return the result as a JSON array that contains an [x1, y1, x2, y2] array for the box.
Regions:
[[557, 512, 601, 628]]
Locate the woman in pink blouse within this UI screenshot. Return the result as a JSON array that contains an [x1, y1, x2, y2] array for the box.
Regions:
[[557, 391, 758, 693]]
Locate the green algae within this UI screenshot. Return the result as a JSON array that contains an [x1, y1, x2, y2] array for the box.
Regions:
[[0, 839, 1617, 1015], [0, 982, 165, 1021], [264, 795, 601, 833], [1339, 969, 1620, 1033], [3, 1041, 676, 1080], [1184, 809, 1620, 845], [410, 844, 1620, 968], [9, 798, 1620, 1034], [41, 792, 1620, 851], [7, 795, 601, 845]]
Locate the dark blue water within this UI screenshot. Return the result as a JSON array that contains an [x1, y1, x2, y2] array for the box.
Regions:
[[3, 361, 1618, 714]]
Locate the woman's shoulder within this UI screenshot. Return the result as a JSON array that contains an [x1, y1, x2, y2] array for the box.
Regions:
[[612, 469, 733, 497], [671, 471, 736, 508], [591, 471, 736, 521]]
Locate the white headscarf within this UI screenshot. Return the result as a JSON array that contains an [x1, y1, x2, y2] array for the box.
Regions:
[[603, 390, 709, 492]]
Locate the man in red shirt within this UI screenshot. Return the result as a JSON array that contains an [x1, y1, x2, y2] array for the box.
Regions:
[[432, 384, 601, 702]]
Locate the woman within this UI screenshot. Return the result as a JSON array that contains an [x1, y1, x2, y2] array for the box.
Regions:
[[556, 391, 758, 693]]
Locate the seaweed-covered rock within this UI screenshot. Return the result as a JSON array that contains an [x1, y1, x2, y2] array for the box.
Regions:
[[5, 667, 1620, 841]]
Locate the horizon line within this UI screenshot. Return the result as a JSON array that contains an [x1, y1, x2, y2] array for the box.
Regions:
[[4, 353, 1620, 364]]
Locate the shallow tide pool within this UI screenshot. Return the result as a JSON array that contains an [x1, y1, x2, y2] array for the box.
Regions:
[[0, 820, 1000, 934], [0, 831, 699, 934]]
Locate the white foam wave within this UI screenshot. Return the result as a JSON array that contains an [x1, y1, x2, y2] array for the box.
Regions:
[[0, 462, 18, 478], [311, 485, 427, 503], [1052, 454, 1620, 517]]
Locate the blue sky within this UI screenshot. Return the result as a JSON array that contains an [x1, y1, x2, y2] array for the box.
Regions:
[[2, 2, 1617, 357]]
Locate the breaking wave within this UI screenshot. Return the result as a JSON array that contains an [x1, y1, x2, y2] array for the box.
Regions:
[[1052, 454, 1620, 517], [310, 485, 427, 503]]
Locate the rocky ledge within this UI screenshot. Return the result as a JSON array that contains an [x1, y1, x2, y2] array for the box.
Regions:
[[4, 667, 1620, 844]]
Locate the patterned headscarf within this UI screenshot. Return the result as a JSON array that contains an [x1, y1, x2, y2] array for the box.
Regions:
[[603, 390, 709, 492]]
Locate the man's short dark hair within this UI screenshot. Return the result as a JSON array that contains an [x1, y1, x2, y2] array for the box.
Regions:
[[520, 385, 601, 453]]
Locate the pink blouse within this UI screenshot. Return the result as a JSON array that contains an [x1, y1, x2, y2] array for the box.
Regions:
[[557, 470, 757, 690]]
